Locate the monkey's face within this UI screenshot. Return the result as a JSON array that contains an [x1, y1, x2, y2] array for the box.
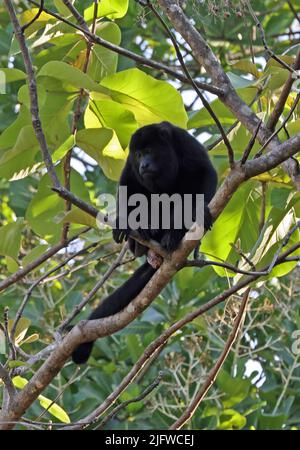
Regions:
[[129, 123, 179, 192]]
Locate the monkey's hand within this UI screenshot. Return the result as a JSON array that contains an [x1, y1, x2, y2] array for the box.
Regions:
[[113, 227, 130, 243], [204, 204, 213, 231], [192, 204, 213, 232]]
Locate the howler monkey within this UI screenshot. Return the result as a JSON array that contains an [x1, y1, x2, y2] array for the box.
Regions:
[[72, 121, 217, 364]]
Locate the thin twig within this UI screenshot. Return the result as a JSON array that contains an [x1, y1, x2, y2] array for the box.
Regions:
[[3, 308, 16, 361], [10, 243, 99, 343], [267, 48, 300, 131], [287, 0, 300, 26], [65, 239, 300, 429], [255, 93, 300, 158], [170, 288, 250, 430], [61, 0, 89, 31], [0, 363, 16, 399], [21, 0, 44, 32], [240, 120, 262, 165], [246, 0, 300, 77], [57, 243, 129, 332], [95, 372, 164, 430], [0, 228, 90, 293]]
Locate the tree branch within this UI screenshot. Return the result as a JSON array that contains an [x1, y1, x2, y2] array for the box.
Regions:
[[3, 0, 59, 188], [0, 228, 90, 293], [170, 288, 250, 430], [267, 48, 300, 131], [156, 0, 300, 188]]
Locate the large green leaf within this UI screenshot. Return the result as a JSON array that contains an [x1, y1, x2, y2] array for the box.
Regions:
[[201, 183, 253, 272], [38, 61, 106, 93], [86, 98, 137, 147], [99, 68, 188, 127], [17, 83, 75, 150], [76, 128, 126, 180], [84, 0, 129, 20]]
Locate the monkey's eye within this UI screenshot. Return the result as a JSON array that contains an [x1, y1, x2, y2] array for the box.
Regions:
[[136, 150, 142, 159]]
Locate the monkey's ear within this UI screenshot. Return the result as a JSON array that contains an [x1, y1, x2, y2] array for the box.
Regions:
[[158, 121, 173, 141]]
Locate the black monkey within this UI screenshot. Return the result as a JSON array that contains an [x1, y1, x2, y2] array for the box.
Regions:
[[72, 122, 217, 364]]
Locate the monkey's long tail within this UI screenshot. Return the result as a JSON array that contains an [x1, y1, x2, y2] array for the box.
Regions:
[[71, 262, 156, 364]]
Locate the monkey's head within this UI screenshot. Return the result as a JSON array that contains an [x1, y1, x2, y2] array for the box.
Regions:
[[129, 122, 179, 192]]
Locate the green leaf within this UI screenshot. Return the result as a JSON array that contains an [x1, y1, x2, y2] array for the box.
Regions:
[[76, 128, 126, 180], [0, 105, 31, 151], [5, 256, 19, 273], [51, 135, 76, 163], [210, 122, 261, 157], [8, 360, 30, 369], [8, 317, 31, 345], [38, 61, 106, 93], [53, 0, 73, 16], [230, 60, 261, 79], [0, 125, 40, 181], [201, 183, 253, 273], [84, 0, 129, 20], [0, 68, 27, 83], [218, 409, 247, 430], [12, 376, 70, 423], [217, 370, 250, 408], [86, 98, 137, 147], [59, 208, 97, 228], [20, 333, 39, 345], [88, 22, 121, 81], [100, 68, 188, 127], [12, 376, 28, 389], [0, 220, 24, 260], [19, 9, 55, 37], [188, 87, 257, 129], [38, 395, 71, 423]]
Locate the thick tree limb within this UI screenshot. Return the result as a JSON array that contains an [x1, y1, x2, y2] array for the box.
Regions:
[[1, 232, 298, 429]]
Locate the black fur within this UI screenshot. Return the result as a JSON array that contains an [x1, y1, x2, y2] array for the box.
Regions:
[[72, 122, 217, 364]]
